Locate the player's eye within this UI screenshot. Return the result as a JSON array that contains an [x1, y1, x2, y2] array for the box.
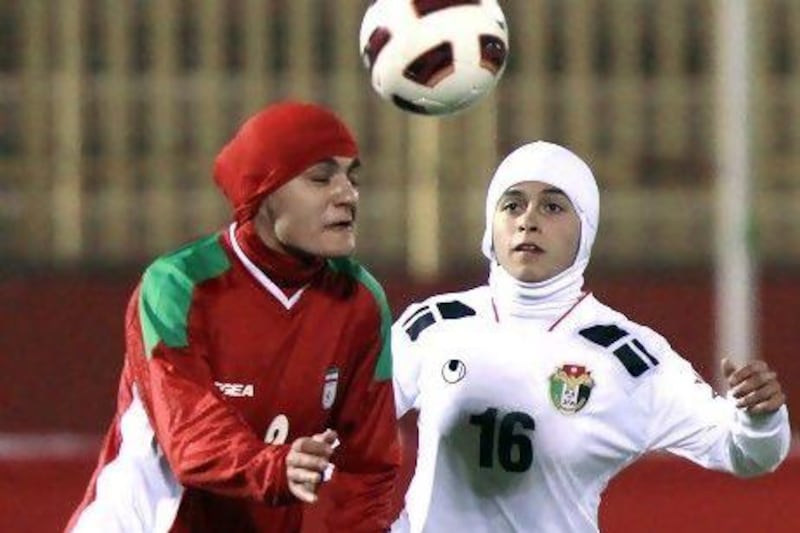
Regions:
[[500, 200, 521, 212], [542, 201, 564, 214], [538, 195, 569, 214], [347, 170, 361, 188], [308, 172, 332, 184]]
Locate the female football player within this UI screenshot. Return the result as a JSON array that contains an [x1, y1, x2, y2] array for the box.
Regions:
[[69, 102, 400, 533], [391, 141, 790, 533]]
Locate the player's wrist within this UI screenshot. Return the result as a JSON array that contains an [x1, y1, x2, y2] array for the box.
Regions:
[[735, 403, 787, 430], [260, 443, 295, 506]]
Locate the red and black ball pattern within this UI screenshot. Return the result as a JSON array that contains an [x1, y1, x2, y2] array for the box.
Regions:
[[363, 27, 392, 72], [412, 0, 481, 17], [479, 34, 506, 74]]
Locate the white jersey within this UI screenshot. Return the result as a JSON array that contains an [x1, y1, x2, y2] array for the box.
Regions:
[[391, 287, 791, 533]]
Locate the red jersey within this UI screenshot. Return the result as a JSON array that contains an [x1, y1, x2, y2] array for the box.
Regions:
[[68, 223, 400, 532]]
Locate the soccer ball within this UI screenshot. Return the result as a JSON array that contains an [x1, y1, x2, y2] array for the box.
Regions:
[[359, 0, 509, 116]]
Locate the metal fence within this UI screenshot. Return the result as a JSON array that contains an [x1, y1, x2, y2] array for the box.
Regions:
[[1, 0, 799, 276]]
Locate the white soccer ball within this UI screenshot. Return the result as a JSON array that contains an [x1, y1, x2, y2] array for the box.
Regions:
[[359, 0, 509, 116]]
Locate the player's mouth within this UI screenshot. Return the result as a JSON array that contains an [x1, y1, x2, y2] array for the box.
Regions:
[[325, 207, 356, 231], [326, 219, 355, 231], [513, 242, 544, 254]]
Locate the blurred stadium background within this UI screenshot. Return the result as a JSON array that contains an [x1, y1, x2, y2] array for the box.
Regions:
[[1, 1, 798, 531]]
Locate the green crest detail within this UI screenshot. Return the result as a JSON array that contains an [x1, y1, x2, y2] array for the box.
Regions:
[[139, 233, 230, 358], [328, 257, 393, 381], [549, 364, 594, 414]]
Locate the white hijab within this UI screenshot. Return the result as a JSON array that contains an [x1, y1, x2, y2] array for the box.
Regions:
[[482, 141, 600, 321]]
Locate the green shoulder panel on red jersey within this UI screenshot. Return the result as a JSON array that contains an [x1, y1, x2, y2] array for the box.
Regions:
[[327, 257, 393, 381], [139, 233, 231, 358]]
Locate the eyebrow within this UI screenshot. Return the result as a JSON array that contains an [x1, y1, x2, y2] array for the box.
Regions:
[[499, 189, 526, 200], [541, 187, 568, 197], [312, 157, 361, 173], [347, 158, 362, 173], [500, 186, 568, 199]]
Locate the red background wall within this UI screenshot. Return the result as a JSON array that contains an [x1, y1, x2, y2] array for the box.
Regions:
[[1, 271, 798, 532]]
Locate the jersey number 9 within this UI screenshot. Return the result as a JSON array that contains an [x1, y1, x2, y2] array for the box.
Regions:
[[264, 414, 290, 445]]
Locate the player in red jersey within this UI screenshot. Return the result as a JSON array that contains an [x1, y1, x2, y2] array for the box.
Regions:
[[68, 101, 400, 532]]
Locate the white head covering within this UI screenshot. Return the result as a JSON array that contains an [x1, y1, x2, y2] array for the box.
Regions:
[[482, 141, 600, 320]]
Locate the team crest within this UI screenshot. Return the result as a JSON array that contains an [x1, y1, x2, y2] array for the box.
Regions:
[[549, 364, 594, 414], [322, 367, 339, 410]]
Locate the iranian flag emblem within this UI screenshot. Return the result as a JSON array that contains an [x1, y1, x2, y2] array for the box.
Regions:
[[549, 364, 594, 414]]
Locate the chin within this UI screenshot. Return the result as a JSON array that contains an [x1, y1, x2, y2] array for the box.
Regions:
[[323, 249, 354, 259], [514, 268, 549, 283], [320, 240, 356, 258]]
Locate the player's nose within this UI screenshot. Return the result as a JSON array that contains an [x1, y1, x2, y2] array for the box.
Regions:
[[331, 173, 359, 205], [517, 206, 539, 232]]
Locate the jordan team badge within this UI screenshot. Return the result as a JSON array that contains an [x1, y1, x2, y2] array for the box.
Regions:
[[549, 364, 594, 414], [322, 366, 339, 409]]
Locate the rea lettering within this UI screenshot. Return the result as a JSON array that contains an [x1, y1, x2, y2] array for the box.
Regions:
[[215, 381, 255, 398]]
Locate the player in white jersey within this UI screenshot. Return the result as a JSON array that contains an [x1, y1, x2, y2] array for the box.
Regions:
[[391, 141, 791, 533]]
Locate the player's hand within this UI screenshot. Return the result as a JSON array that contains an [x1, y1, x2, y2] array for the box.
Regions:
[[722, 358, 786, 416], [286, 429, 338, 503]]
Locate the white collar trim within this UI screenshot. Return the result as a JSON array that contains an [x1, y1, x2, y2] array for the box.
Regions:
[[228, 223, 307, 310]]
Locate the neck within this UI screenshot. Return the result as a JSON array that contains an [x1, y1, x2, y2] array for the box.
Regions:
[[488, 260, 586, 321], [235, 220, 324, 288]]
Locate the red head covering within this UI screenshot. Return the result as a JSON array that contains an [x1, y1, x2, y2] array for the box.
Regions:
[[214, 101, 359, 223]]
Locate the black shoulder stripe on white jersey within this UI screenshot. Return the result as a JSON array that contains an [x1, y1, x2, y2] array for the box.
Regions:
[[406, 310, 436, 341], [436, 301, 477, 320], [401, 304, 431, 328], [404, 300, 477, 341], [579, 324, 660, 377], [579, 324, 628, 347], [611, 344, 650, 377], [631, 338, 659, 366]]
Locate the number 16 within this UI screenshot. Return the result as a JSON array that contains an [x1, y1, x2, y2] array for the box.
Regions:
[[468, 408, 535, 473]]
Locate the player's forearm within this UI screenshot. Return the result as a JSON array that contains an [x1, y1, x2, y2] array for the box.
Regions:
[[137, 354, 294, 504], [328, 378, 401, 529], [158, 390, 293, 503], [325, 428, 400, 530], [727, 403, 791, 477], [326, 469, 398, 532]]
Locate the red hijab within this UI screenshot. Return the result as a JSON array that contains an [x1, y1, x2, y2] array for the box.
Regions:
[[214, 101, 359, 223]]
